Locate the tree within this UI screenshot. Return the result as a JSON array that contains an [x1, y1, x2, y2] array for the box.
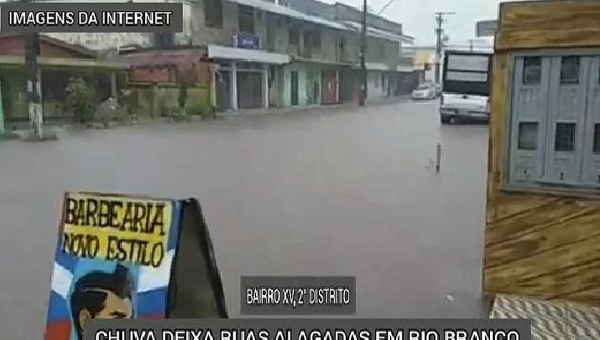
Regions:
[[65, 77, 94, 124], [174, 60, 198, 115]]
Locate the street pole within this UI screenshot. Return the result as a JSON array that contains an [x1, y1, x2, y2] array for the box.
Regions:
[[358, 0, 367, 106], [24, 0, 43, 139], [434, 11, 454, 84]]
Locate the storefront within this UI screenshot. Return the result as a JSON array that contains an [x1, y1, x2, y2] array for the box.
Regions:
[[207, 45, 289, 111]]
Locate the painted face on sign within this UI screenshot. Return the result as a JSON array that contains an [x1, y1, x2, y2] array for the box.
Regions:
[[70, 265, 134, 340], [78, 289, 133, 323]]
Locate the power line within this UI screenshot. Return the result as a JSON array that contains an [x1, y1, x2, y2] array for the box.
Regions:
[[377, 0, 397, 15]]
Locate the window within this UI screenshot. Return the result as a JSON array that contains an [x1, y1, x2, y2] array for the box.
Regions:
[[289, 28, 299, 46], [374, 75, 379, 88], [238, 5, 254, 33], [381, 74, 385, 89], [303, 31, 312, 55], [338, 37, 346, 61], [560, 56, 579, 84], [507, 54, 600, 191], [518, 122, 538, 150], [446, 72, 487, 82], [555, 123, 576, 152], [312, 31, 321, 52], [594, 124, 600, 154], [153, 33, 174, 47], [523, 57, 541, 85], [204, 0, 223, 28]]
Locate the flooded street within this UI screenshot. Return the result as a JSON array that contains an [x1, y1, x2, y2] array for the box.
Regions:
[[0, 100, 488, 339]]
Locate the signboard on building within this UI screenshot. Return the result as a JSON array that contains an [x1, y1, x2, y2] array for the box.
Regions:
[[233, 32, 261, 50], [476, 20, 497, 37], [45, 193, 228, 340]]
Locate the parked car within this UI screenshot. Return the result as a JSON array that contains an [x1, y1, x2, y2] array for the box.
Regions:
[[411, 83, 436, 100]]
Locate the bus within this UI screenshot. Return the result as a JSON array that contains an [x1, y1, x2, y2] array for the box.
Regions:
[[440, 49, 493, 124]]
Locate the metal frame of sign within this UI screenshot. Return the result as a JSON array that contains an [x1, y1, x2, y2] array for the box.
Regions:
[[167, 198, 229, 318]]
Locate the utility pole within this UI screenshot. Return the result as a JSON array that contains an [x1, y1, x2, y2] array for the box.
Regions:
[[359, 0, 367, 106], [434, 11, 454, 84], [24, 0, 43, 139]]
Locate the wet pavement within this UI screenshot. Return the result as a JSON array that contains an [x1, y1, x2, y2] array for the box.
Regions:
[[0, 99, 488, 339]]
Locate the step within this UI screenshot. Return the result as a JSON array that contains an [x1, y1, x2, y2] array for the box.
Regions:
[[490, 294, 600, 339]]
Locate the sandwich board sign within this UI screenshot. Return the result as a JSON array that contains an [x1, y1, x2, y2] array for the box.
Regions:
[[44, 192, 228, 340]]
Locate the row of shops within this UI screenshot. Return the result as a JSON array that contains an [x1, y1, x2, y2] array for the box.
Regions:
[[202, 45, 419, 111], [0, 33, 422, 126]]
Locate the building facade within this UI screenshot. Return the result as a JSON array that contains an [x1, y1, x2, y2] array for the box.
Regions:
[[39, 0, 416, 112]]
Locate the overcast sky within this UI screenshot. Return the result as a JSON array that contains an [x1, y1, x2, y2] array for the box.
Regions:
[[332, 0, 516, 46]]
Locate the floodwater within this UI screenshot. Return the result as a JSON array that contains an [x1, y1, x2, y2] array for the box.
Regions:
[[0, 100, 488, 339]]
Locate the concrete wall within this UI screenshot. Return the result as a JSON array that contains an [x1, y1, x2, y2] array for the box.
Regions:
[[189, 1, 268, 49], [367, 71, 389, 99], [282, 63, 321, 106], [190, 1, 239, 46]]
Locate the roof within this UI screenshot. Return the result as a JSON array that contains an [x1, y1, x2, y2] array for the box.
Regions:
[[0, 55, 128, 70], [224, 0, 408, 44], [0, 33, 97, 59], [226, 0, 349, 31], [342, 21, 410, 43], [124, 48, 208, 68]]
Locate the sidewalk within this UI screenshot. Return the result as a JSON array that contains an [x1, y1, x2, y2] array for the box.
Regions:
[[4, 95, 413, 132], [217, 94, 412, 117]]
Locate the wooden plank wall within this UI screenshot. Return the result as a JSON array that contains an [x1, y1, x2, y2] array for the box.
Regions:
[[496, 0, 600, 51], [483, 0, 600, 307]]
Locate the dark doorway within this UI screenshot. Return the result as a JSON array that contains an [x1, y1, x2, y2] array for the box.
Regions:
[[216, 70, 230, 112], [339, 69, 354, 103], [291, 71, 299, 106], [237, 72, 262, 109], [321, 70, 337, 105]]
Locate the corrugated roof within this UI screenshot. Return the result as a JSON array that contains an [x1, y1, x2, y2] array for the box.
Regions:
[[124, 49, 207, 67], [226, 0, 349, 31], [342, 21, 407, 43]]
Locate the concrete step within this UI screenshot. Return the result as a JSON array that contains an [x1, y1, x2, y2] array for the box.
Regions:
[[490, 294, 600, 339]]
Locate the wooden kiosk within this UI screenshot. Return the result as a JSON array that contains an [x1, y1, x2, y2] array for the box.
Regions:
[[484, 0, 600, 332]]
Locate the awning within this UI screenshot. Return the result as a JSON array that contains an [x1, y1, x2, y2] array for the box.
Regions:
[[290, 56, 354, 67], [362, 62, 394, 71], [207, 45, 290, 65], [396, 65, 416, 72], [0, 55, 129, 70]]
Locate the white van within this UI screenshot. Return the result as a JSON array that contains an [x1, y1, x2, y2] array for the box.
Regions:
[[440, 50, 493, 124]]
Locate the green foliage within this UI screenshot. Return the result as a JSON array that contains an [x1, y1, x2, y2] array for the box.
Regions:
[[178, 82, 189, 110], [156, 90, 175, 117], [65, 77, 94, 124]]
